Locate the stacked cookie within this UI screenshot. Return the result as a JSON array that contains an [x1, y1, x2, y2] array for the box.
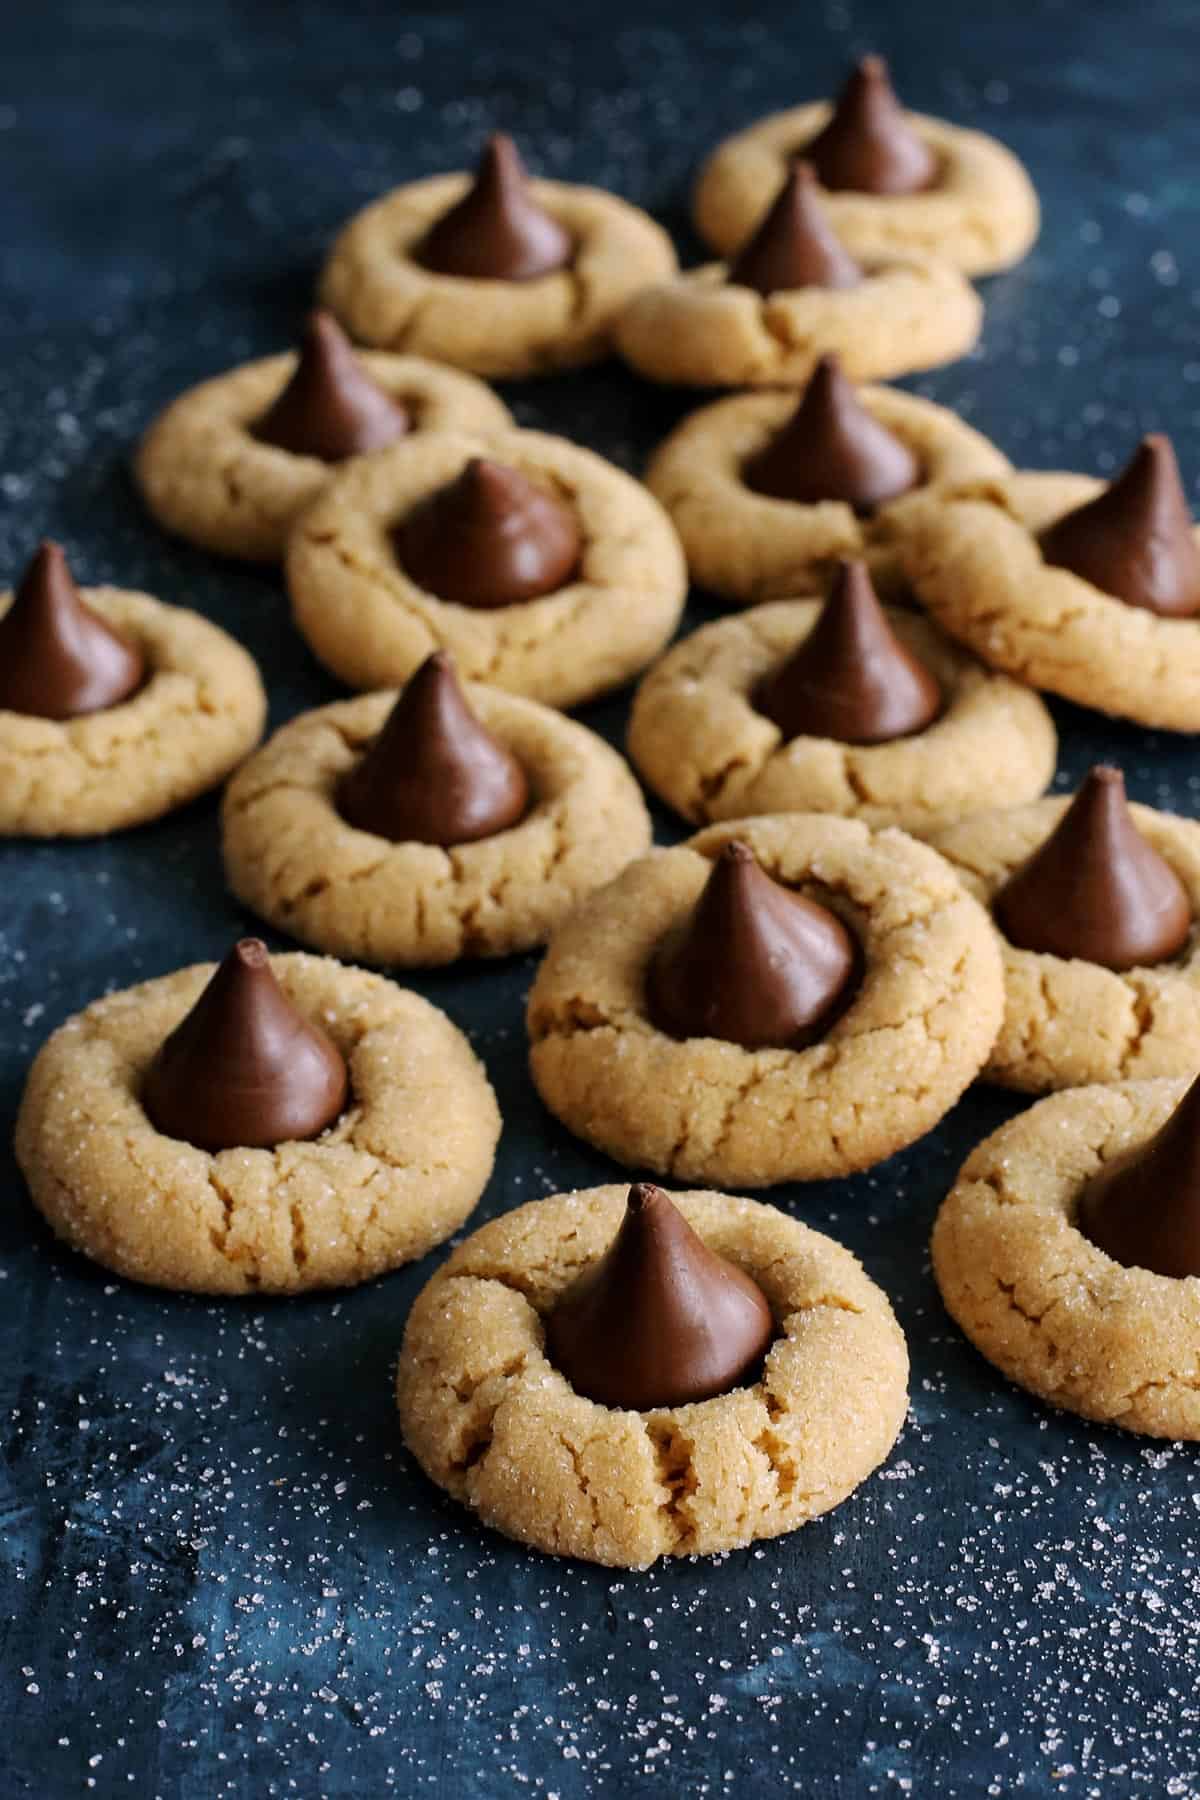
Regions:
[[16, 55, 1200, 1577]]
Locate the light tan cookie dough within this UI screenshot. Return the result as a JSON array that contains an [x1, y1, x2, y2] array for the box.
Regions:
[[319, 176, 676, 377], [134, 351, 512, 563], [694, 107, 1039, 276], [0, 588, 265, 838], [627, 598, 1056, 834], [645, 385, 1011, 602], [929, 797, 1200, 1093], [614, 253, 981, 388], [397, 1184, 908, 1565], [287, 428, 688, 707], [890, 474, 1200, 731], [222, 685, 651, 966], [527, 813, 1003, 1186], [15, 952, 500, 1294], [933, 1078, 1200, 1438]]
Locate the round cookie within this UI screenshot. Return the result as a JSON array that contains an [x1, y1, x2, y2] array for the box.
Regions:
[[319, 174, 676, 379], [929, 795, 1200, 1093], [694, 103, 1038, 277], [614, 253, 981, 389], [526, 813, 1004, 1187], [397, 1184, 909, 1566], [627, 597, 1056, 834], [890, 473, 1200, 731], [135, 345, 511, 563], [286, 428, 688, 707], [15, 952, 500, 1294], [222, 684, 652, 965], [0, 586, 266, 837], [933, 1078, 1200, 1439], [645, 383, 1011, 603]]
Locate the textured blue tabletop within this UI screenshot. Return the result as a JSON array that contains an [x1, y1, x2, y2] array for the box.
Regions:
[[3, 2, 1200, 1795]]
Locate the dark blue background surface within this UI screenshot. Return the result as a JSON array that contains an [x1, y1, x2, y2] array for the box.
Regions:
[[3, 2, 1200, 1795]]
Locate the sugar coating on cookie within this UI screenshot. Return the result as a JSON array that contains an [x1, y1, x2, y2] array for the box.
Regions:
[[0, 585, 266, 837], [526, 813, 1005, 1187], [693, 96, 1039, 276], [933, 1078, 1200, 1439], [397, 1184, 909, 1565], [222, 682, 652, 965], [135, 342, 512, 562], [930, 792, 1200, 1092], [646, 380, 1011, 603], [318, 147, 677, 377], [890, 472, 1200, 731], [627, 594, 1056, 833], [15, 953, 501, 1293], [286, 428, 687, 708]]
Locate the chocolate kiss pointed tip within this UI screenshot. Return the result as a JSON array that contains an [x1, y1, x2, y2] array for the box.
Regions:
[[995, 764, 1192, 972], [396, 456, 582, 608], [806, 54, 938, 196], [0, 540, 145, 721], [142, 937, 348, 1153], [416, 130, 573, 282], [646, 838, 858, 1049], [744, 353, 921, 510], [729, 162, 862, 297], [252, 309, 409, 462], [756, 559, 941, 745], [338, 648, 528, 846], [1039, 433, 1200, 617], [544, 1182, 776, 1409], [1079, 1071, 1200, 1279]]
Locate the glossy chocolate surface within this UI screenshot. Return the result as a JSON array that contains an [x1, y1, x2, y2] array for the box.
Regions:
[[0, 541, 145, 721], [756, 559, 941, 745], [396, 457, 582, 608], [728, 162, 862, 296], [995, 765, 1192, 971], [416, 132, 573, 281], [544, 1182, 776, 1410], [338, 650, 529, 846], [646, 840, 859, 1049], [142, 939, 349, 1153], [1079, 1073, 1200, 1279], [253, 311, 410, 462], [1038, 434, 1200, 617], [806, 55, 938, 195], [744, 353, 921, 510]]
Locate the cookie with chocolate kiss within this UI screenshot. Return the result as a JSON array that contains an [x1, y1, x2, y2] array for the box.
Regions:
[[744, 353, 921, 510], [253, 311, 410, 462], [544, 1182, 776, 1409], [396, 456, 582, 608], [1038, 435, 1200, 618], [0, 541, 145, 721], [646, 839, 858, 1049], [729, 162, 862, 296], [806, 56, 938, 196], [142, 939, 348, 1153], [756, 560, 941, 745], [338, 651, 528, 846], [1078, 1073, 1200, 1279], [417, 132, 573, 282], [995, 766, 1192, 972]]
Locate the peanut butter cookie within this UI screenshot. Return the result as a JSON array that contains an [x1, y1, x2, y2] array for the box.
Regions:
[[397, 1184, 909, 1566]]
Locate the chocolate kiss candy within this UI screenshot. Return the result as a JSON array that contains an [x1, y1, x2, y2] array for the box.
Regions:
[[756, 560, 941, 745], [417, 132, 573, 282], [0, 541, 145, 720], [544, 1182, 776, 1409], [728, 162, 862, 296], [142, 939, 349, 1153], [1038, 435, 1200, 618], [339, 650, 529, 846], [744, 354, 921, 510], [646, 839, 858, 1049], [806, 55, 938, 196], [1078, 1072, 1200, 1279], [396, 457, 582, 608], [994, 766, 1192, 972], [253, 311, 410, 462]]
